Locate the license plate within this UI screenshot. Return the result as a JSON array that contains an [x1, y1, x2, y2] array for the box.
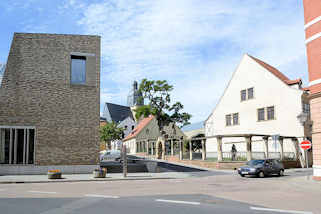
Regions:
[[241, 172, 249, 174]]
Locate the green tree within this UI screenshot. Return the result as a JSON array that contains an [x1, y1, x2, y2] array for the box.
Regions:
[[100, 122, 124, 150], [135, 79, 192, 136]]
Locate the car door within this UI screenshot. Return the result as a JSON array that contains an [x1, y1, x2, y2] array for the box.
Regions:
[[264, 160, 273, 175]]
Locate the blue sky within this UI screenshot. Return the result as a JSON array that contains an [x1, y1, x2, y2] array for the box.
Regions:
[[0, 0, 308, 123]]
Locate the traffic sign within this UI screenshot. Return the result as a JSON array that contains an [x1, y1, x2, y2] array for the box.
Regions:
[[300, 140, 312, 150]]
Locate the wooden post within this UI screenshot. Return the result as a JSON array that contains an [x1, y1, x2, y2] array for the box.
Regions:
[[23, 129, 26, 164], [263, 136, 269, 159], [189, 140, 193, 160], [151, 142, 154, 156], [162, 141, 165, 160], [179, 139, 183, 160], [146, 140, 149, 155], [292, 138, 304, 168], [14, 129, 17, 164], [9, 129, 12, 164], [201, 139, 206, 160], [171, 140, 174, 156], [279, 137, 284, 160], [122, 145, 127, 178], [26, 129, 30, 164], [217, 137, 223, 161], [245, 136, 252, 161]]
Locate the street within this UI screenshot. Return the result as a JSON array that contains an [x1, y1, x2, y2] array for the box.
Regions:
[[0, 169, 319, 214]]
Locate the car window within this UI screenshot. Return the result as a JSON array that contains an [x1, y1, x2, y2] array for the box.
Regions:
[[272, 160, 279, 165]]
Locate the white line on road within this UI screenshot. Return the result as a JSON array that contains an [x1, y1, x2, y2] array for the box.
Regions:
[[250, 206, 313, 214], [84, 194, 119, 199], [155, 199, 200, 205], [28, 191, 57, 194]]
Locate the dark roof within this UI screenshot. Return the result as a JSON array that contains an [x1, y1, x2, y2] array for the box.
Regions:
[[105, 103, 134, 123]]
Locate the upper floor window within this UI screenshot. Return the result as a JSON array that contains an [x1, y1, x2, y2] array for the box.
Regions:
[[226, 114, 232, 126], [241, 87, 254, 101], [226, 113, 239, 126], [241, 90, 246, 101], [247, 88, 254, 99], [267, 106, 275, 120], [258, 108, 265, 121], [258, 106, 275, 121], [71, 55, 86, 84]]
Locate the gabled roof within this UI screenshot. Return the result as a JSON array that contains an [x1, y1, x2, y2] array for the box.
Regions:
[[104, 103, 133, 124], [248, 55, 302, 86], [123, 115, 154, 141]]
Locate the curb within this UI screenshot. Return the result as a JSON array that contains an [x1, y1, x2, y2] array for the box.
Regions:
[[0, 176, 176, 184]]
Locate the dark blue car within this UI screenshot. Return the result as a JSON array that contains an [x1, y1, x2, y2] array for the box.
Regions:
[[238, 159, 284, 178]]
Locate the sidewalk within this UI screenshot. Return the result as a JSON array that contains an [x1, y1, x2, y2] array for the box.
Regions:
[[0, 172, 191, 184]]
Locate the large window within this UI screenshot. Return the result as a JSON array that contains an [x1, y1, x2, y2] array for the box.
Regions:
[[0, 128, 35, 164], [71, 55, 86, 84]]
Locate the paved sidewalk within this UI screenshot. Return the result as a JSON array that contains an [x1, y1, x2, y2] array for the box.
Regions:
[[0, 172, 192, 184]]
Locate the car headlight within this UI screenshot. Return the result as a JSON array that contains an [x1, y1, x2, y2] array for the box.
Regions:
[[249, 168, 256, 172]]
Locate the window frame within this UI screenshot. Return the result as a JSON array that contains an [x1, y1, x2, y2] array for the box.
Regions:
[[226, 114, 232, 126], [240, 90, 247, 101], [267, 106, 275, 120], [258, 108, 265, 121], [70, 55, 87, 85], [233, 113, 239, 125], [247, 87, 254, 100]]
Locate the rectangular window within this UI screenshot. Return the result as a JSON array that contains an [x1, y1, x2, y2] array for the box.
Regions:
[[71, 55, 86, 84], [226, 114, 232, 126], [233, 113, 239, 125], [267, 106, 275, 120], [258, 108, 265, 121], [241, 90, 246, 101], [248, 88, 254, 99]]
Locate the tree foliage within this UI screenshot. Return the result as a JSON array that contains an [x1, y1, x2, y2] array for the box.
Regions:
[[135, 79, 192, 133], [100, 122, 124, 149]]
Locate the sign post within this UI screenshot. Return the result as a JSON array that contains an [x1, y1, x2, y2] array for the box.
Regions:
[[300, 140, 312, 168], [122, 145, 127, 178]]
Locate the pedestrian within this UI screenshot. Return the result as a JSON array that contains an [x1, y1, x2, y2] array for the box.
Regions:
[[231, 144, 237, 161]]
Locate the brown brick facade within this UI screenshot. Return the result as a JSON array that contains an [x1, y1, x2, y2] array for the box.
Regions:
[[0, 33, 100, 165]]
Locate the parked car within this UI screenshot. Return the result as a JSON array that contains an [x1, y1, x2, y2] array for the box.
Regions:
[[100, 150, 121, 161], [238, 159, 284, 178]]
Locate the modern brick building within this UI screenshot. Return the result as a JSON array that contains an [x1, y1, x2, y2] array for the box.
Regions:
[[0, 33, 100, 174], [303, 0, 321, 180]]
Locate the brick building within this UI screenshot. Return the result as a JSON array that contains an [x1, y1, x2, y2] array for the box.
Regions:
[[302, 0, 321, 180], [0, 33, 100, 174]]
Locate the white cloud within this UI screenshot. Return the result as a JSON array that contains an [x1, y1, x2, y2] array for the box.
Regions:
[[76, 0, 307, 123]]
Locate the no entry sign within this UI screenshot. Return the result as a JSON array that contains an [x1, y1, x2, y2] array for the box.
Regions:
[[300, 140, 312, 150]]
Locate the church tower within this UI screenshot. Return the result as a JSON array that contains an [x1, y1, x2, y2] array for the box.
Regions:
[[303, 0, 321, 180], [127, 81, 144, 121]]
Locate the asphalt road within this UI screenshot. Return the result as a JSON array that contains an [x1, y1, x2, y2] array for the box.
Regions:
[[0, 169, 318, 214], [0, 194, 307, 214]]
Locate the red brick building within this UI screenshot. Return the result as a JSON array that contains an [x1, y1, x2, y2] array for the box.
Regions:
[[303, 0, 321, 180]]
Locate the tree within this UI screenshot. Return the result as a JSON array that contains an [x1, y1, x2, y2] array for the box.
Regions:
[[135, 79, 192, 136], [100, 122, 124, 150]]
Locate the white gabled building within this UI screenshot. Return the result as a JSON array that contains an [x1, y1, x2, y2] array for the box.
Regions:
[[205, 54, 311, 160]]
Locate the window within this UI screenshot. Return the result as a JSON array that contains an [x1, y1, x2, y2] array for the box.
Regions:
[[226, 114, 232, 126], [233, 113, 239, 125], [258, 108, 265, 121], [0, 128, 35, 164], [241, 90, 246, 101], [71, 55, 86, 84], [267, 106, 275, 120], [226, 113, 239, 126], [248, 88, 254, 99]]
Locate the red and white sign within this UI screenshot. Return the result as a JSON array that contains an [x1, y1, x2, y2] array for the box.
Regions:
[[300, 140, 312, 150]]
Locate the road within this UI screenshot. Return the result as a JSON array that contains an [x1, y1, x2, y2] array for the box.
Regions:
[[0, 169, 319, 214]]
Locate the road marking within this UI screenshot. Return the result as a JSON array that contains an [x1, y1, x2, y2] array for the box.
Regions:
[[84, 194, 119, 199], [250, 207, 313, 214], [28, 191, 57, 194], [155, 199, 200, 205]]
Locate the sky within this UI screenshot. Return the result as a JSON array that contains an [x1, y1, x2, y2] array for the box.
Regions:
[[0, 0, 308, 123]]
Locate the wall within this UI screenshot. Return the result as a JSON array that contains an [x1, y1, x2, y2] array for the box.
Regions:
[[0, 33, 100, 165]]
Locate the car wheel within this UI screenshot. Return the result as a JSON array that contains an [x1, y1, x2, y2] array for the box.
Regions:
[[258, 171, 265, 178], [278, 169, 284, 176]]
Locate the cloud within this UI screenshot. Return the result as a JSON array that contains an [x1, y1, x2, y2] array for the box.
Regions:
[[76, 0, 307, 123]]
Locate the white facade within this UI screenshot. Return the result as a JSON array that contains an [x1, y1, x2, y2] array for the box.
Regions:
[[205, 54, 310, 156]]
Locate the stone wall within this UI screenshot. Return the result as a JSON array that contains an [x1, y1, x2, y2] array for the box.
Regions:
[[0, 33, 101, 165]]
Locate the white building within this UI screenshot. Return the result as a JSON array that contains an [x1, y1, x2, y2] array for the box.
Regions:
[[205, 54, 311, 161]]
